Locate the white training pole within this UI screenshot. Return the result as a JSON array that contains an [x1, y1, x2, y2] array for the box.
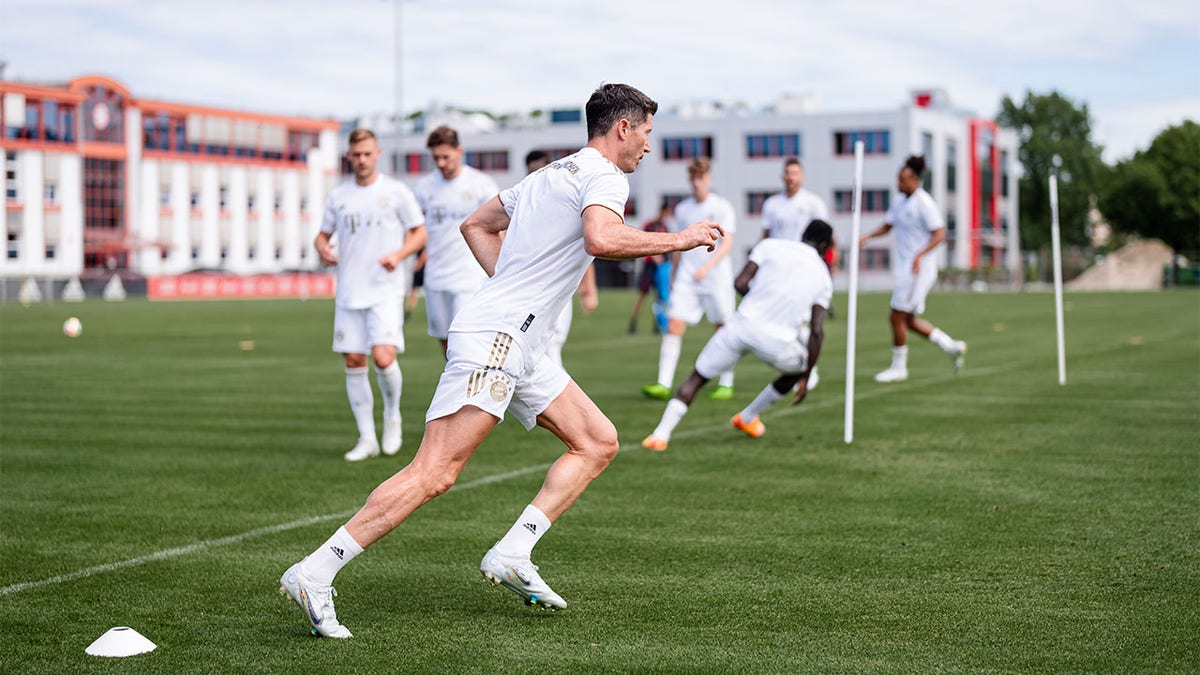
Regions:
[[1049, 175, 1067, 385], [844, 140, 865, 444]]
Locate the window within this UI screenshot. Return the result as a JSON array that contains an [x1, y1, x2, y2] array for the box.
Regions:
[[550, 109, 582, 124], [190, 191, 200, 208], [465, 150, 510, 172], [405, 152, 431, 175], [661, 136, 713, 161], [660, 193, 689, 212], [44, 182, 57, 204], [5, 151, 17, 201], [1001, 150, 1010, 198], [946, 140, 957, 191], [745, 133, 800, 159], [160, 186, 171, 207], [833, 189, 890, 213], [920, 132, 934, 191], [247, 195, 256, 212], [746, 191, 772, 216], [833, 130, 890, 155]]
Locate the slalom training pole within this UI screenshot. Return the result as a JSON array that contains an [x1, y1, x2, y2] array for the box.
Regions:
[[1049, 175, 1067, 385], [844, 140, 865, 443]]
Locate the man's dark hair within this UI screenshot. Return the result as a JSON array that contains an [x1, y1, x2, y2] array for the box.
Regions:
[[426, 125, 460, 149], [585, 83, 658, 140], [784, 157, 803, 170], [802, 219, 834, 249], [525, 149, 550, 166], [903, 154, 927, 177]]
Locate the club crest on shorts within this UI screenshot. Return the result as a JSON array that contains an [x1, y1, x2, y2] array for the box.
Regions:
[[489, 375, 511, 401]]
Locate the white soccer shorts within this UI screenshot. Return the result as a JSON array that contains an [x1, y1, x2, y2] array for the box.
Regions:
[[425, 288, 478, 339], [332, 301, 405, 354], [667, 278, 735, 326], [425, 331, 571, 430], [694, 318, 808, 378], [890, 256, 939, 314]]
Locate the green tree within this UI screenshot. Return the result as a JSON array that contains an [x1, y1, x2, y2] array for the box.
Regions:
[[1101, 120, 1200, 255], [996, 91, 1107, 251]]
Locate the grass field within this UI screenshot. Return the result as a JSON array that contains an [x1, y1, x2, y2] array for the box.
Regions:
[[1, 289, 1197, 673]]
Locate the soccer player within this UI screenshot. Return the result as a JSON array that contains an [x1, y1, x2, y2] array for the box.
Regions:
[[760, 157, 828, 241], [414, 126, 500, 358], [642, 158, 738, 401], [314, 128, 427, 462], [642, 220, 834, 450], [628, 206, 673, 335], [280, 83, 724, 638], [858, 154, 966, 382]]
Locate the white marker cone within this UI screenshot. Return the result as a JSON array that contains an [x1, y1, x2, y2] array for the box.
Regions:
[[85, 626, 157, 657]]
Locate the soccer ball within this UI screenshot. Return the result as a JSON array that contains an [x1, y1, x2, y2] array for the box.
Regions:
[[63, 316, 82, 338]]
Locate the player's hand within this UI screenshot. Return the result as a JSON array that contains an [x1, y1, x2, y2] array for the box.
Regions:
[[678, 221, 724, 252], [581, 292, 598, 314], [692, 267, 709, 282], [316, 243, 338, 266], [857, 235, 870, 247], [911, 257, 921, 275], [380, 251, 403, 272], [791, 378, 810, 406]]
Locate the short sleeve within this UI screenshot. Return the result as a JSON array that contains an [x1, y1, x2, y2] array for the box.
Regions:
[[320, 192, 337, 234], [499, 181, 523, 218], [395, 184, 425, 230], [582, 169, 629, 221], [920, 193, 944, 232], [884, 194, 901, 225]]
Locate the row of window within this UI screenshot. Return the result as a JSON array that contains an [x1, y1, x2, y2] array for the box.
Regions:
[[142, 113, 321, 163]]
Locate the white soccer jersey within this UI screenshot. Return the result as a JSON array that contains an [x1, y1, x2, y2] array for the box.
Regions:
[[737, 238, 833, 339], [450, 147, 628, 370], [414, 165, 498, 292], [671, 193, 737, 290], [885, 187, 944, 269], [320, 174, 424, 309], [761, 188, 828, 241]]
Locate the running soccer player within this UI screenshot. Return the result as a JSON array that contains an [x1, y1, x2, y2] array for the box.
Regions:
[[760, 157, 828, 241], [642, 157, 738, 402], [314, 128, 427, 462], [413, 126, 500, 358], [643, 220, 834, 450], [858, 154, 966, 382], [280, 83, 724, 638]]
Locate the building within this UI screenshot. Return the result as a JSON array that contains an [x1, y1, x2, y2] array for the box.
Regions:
[[2, 74, 340, 285], [362, 88, 1020, 290]]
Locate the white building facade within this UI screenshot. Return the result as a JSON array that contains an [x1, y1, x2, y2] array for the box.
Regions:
[[365, 89, 1020, 290], [1, 75, 339, 281]]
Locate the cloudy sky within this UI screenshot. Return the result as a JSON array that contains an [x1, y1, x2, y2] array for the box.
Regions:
[[2, 0, 1196, 162]]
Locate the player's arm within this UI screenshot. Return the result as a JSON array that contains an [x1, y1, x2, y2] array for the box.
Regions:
[[380, 224, 427, 272], [911, 227, 945, 274], [734, 260, 759, 296], [315, 231, 338, 266], [581, 205, 723, 260], [858, 222, 892, 245], [460, 196, 510, 276], [792, 304, 827, 406]]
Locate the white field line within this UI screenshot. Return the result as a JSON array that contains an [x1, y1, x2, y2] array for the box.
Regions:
[[1, 328, 1176, 597]]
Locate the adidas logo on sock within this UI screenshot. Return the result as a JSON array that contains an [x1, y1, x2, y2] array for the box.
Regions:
[[331, 546, 345, 560], [522, 522, 537, 535]]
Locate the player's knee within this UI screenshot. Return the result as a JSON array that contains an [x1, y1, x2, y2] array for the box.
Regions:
[[587, 421, 620, 464]]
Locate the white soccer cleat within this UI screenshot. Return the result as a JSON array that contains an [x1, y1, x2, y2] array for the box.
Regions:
[[874, 367, 909, 383], [949, 341, 967, 373], [480, 546, 567, 610], [381, 416, 402, 456], [279, 561, 353, 638], [343, 438, 380, 462], [807, 366, 820, 390]]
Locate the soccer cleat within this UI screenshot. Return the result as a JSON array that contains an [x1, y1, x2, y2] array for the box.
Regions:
[[343, 438, 380, 462], [641, 383, 672, 400], [709, 385, 735, 401], [873, 367, 908, 383], [730, 413, 765, 438], [279, 561, 353, 638], [641, 435, 669, 451], [628, 318, 638, 334], [381, 416, 402, 456], [480, 546, 567, 610], [949, 341, 967, 374]]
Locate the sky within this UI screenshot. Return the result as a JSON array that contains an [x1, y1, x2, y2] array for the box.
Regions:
[[1, 0, 1197, 162]]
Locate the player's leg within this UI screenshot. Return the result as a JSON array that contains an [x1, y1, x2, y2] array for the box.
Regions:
[[733, 334, 810, 437], [653, 261, 672, 335], [643, 282, 698, 399], [875, 271, 914, 382], [905, 264, 967, 371], [336, 307, 380, 461], [704, 283, 737, 400], [368, 302, 405, 456], [280, 407, 496, 637], [644, 323, 742, 450]]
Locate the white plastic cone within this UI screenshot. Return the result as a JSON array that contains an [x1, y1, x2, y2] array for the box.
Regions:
[[85, 626, 157, 657]]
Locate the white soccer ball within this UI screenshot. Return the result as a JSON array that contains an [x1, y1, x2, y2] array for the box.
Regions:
[[63, 316, 82, 338]]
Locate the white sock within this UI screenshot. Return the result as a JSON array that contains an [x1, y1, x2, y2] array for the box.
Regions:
[[495, 505, 552, 558], [739, 384, 784, 421], [928, 327, 955, 352], [375, 361, 402, 421], [718, 370, 734, 388], [891, 346, 909, 370], [345, 366, 376, 441], [657, 334, 682, 388], [301, 526, 364, 586], [652, 398, 689, 441]]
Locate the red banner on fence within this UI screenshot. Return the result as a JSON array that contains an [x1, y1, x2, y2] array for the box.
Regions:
[[147, 273, 336, 300]]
